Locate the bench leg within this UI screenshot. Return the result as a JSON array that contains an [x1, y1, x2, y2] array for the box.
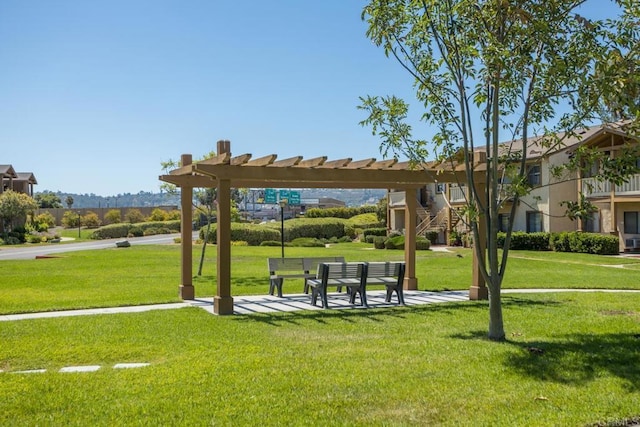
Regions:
[[386, 286, 405, 305], [269, 278, 283, 298], [304, 279, 309, 294], [321, 289, 329, 309], [310, 287, 319, 306]]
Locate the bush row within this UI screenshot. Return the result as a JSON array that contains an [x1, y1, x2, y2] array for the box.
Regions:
[[372, 235, 431, 250], [496, 231, 619, 255], [304, 205, 377, 219], [90, 220, 180, 239]]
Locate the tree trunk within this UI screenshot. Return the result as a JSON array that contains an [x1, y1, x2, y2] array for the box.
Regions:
[[487, 287, 505, 341]]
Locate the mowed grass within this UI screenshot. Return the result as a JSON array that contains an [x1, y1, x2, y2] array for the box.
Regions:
[[1, 292, 639, 425], [2, 243, 640, 314]]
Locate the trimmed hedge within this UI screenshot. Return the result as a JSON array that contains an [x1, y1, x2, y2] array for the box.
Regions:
[[263, 217, 348, 241], [90, 220, 180, 239], [201, 223, 281, 246], [380, 235, 431, 250], [304, 206, 377, 219], [363, 227, 388, 238], [496, 231, 619, 255], [551, 232, 619, 255]]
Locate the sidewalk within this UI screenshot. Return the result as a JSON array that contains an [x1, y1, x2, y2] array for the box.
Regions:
[[2, 288, 639, 322]]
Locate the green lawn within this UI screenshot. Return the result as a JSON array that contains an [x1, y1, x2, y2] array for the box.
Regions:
[[2, 243, 640, 314], [1, 292, 639, 425]]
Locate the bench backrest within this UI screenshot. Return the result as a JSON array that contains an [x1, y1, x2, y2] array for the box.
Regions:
[[366, 262, 405, 280], [304, 256, 346, 274], [268, 257, 305, 274], [318, 262, 365, 281]]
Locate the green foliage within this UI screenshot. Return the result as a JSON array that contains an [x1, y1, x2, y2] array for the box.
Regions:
[[382, 235, 430, 250], [304, 205, 376, 219], [61, 210, 81, 228], [259, 240, 284, 247], [497, 231, 620, 255], [290, 237, 326, 247], [104, 209, 122, 224], [82, 211, 101, 228], [90, 220, 180, 239], [34, 191, 62, 208], [34, 212, 56, 229], [363, 227, 387, 238], [124, 209, 145, 224], [166, 210, 181, 220], [147, 208, 168, 222], [425, 231, 439, 244], [0, 190, 38, 232], [201, 223, 281, 246]]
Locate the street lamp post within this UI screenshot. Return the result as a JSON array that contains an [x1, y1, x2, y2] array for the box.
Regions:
[[279, 199, 287, 258], [77, 211, 81, 238]]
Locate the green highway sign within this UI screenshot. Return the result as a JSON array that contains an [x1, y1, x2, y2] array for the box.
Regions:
[[264, 188, 277, 204], [289, 191, 300, 205], [279, 189, 290, 202]]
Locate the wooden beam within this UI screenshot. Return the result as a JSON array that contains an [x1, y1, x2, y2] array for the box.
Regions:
[[195, 152, 231, 166], [296, 156, 327, 168], [367, 159, 398, 169], [230, 153, 252, 165], [244, 154, 277, 166], [344, 158, 376, 169], [159, 174, 215, 187], [269, 156, 303, 167], [318, 158, 352, 168]]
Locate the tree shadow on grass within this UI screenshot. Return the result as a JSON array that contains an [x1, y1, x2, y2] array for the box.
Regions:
[[452, 329, 640, 392]]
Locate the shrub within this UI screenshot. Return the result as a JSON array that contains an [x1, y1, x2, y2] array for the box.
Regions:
[[34, 212, 56, 229], [425, 231, 439, 244], [147, 208, 168, 222], [497, 231, 551, 250], [416, 237, 431, 250], [61, 211, 80, 228], [104, 209, 122, 224], [143, 227, 158, 236], [363, 227, 387, 238], [128, 226, 143, 237], [202, 223, 281, 246], [124, 209, 145, 224], [385, 235, 405, 250], [566, 232, 619, 255], [91, 224, 130, 239], [82, 211, 101, 228], [304, 206, 377, 219], [231, 240, 249, 246], [290, 237, 326, 247], [166, 210, 181, 220], [338, 236, 352, 243], [26, 234, 45, 244], [550, 232, 571, 252], [373, 236, 386, 249], [262, 217, 348, 241], [259, 240, 283, 246], [346, 213, 383, 229]]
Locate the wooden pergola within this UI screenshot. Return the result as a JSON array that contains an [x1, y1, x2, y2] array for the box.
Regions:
[[160, 140, 487, 315]]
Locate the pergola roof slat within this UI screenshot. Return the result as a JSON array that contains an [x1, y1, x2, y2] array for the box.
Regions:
[[244, 154, 277, 167], [197, 152, 231, 166], [318, 158, 352, 168], [366, 159, 398, 169], [344, 158, 376, 169], [230, 153, 252, 165], [295, 156, 327, 168], [269, 156, 303, 167]]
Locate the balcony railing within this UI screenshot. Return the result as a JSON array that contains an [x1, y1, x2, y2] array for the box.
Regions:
[[583, 174, 640, 198], [449, 185, 466, 203], [388, 191, 406, 207]]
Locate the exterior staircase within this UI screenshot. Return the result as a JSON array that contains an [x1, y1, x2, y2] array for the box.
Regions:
[[417, 207, 448, 236]]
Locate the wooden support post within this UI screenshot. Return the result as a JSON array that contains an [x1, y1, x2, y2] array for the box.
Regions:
[[179, 154, 194, 300], [214, 142, 234, 314], [403, 189, 418, 290]]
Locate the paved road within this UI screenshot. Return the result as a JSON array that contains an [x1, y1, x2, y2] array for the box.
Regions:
[[0, 232, 197, 260]]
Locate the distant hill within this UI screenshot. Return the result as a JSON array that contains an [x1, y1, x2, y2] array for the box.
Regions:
[[38, 189, 386, 209]]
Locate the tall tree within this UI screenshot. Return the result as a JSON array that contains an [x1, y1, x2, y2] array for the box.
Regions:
[[34, 191, 63, 208], [0, 190, 38, 233], [360, 0, 639, 340]]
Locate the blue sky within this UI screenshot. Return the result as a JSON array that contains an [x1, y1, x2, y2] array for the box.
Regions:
[[0, 1, 618, 196]]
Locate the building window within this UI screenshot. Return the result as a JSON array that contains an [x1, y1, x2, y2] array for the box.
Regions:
[[583, 212, 600, 233], [526, 211, 543, 233], [498, 214, 510, 232], [624, 211, 640, 234], [527, 165, 541, 186]]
